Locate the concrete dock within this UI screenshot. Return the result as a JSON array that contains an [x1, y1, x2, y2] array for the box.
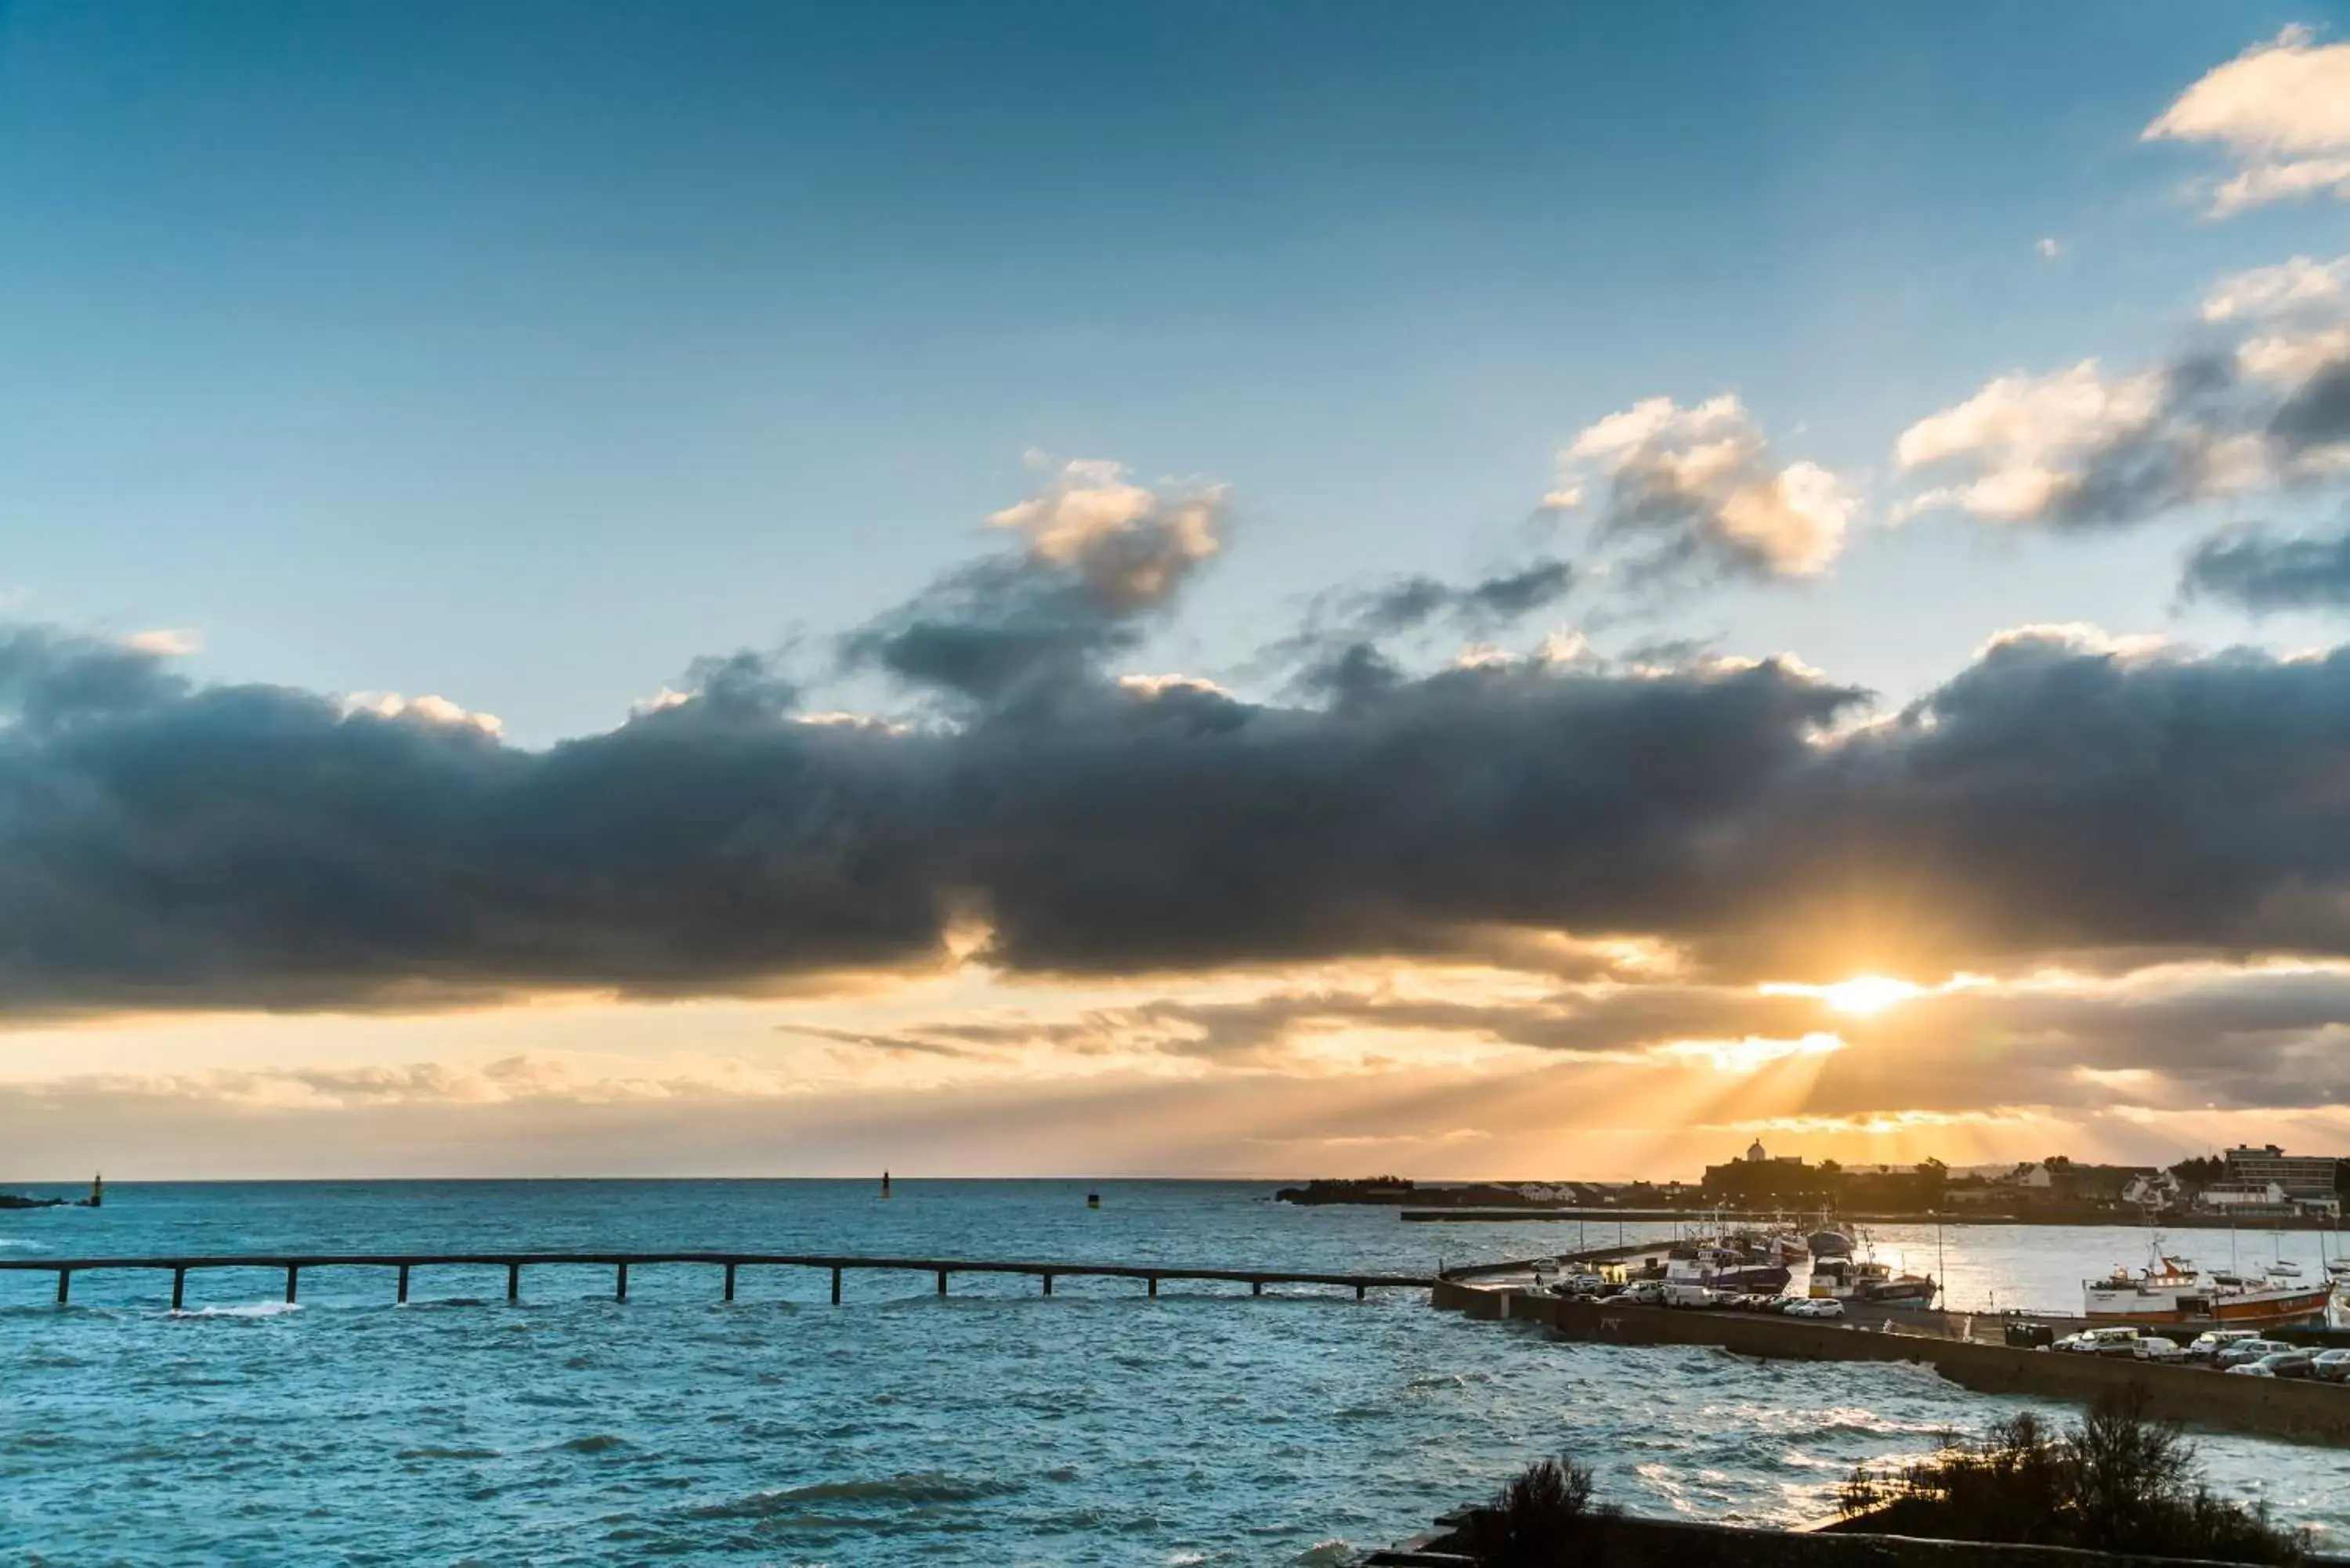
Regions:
[[1433, 1279, 2350, 1446]]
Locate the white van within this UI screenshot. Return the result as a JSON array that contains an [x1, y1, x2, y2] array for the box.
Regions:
[[2055, 1326, 2145, 1357]]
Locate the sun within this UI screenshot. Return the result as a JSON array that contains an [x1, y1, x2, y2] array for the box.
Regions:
[[1760, 974, 1925, 1016]]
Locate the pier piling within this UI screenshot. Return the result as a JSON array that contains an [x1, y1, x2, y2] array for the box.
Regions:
[[1147, 1275, 1159, 1298], [936, 1269, 948, 1296], [396, 1264, 409, 1304], [1041, 1273, 1053, 1296], [172, 1267, 186, 1311], [830, 1266, 842, 1305], [1252, 1281, 1262, 1296], [507, 1263, 520, 1303], [55, 1269, 68, 1305], [723, 1263, 736, 1302], [284, 1266, 298, 1304], [615, 1263, 628, 1302]]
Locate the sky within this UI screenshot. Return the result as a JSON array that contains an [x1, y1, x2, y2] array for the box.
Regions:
[[7, 2, 2350, 1179]]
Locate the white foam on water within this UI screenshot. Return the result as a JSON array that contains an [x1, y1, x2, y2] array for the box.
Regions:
[[171, 1302, 304, 1320]]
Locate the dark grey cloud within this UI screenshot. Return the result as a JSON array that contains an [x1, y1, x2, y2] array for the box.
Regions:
[[20, 580, 2350, 1019], [2180, 522, 2350, 612], [1264, 559, 1574, 696], [844, 461, 1221, 706], [2272, 360, 2350, 454]]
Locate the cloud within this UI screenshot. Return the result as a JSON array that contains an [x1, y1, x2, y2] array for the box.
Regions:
[[1896, 254, 2350, 527], [2144, 26, 2350, 216], [1264, 558, 1575, 694], [1893, 359, 2258, 526], [29, 483, 2350, 1024], [2179, 519, 2350, 612], [2036, 237, 2064, 260], [1546, 395, 1855, 582], [124, 629, 202, 656], [844, 458, 1227, 705]]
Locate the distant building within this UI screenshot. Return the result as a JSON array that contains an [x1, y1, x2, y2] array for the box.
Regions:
[[1746, 1139, 1768, 1163], [2221, 1144, 2341, 1201], [2200, 1180, 2287, 1210]]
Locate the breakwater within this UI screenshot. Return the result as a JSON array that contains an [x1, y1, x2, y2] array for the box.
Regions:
[[3, 1249, 1434, 1309], [1433, 1281, 2350, 1445]]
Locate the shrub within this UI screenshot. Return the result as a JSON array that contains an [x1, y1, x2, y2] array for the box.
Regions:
[[1466, 1454, 1612, 1567], [1837, 1388, 2304, 1565]]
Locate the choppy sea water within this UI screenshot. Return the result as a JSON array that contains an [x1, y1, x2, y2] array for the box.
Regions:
[[3, 1181, 2347, 1564]]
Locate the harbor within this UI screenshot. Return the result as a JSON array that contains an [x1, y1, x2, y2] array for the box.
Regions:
[[7, 1179, 2350, 1561], [1428, 1215, 2350, 1448]]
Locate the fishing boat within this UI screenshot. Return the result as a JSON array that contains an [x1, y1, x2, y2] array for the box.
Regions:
[[1662, 1241, 1791, 1295], [1807, 1228, 1854, 1259], [1808, 1255, 1887, 1299], [1861, 1270, 1939, 1306], [2083, 1244, 2336, 1328]]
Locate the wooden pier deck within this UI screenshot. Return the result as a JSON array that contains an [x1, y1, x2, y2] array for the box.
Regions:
[[1, 1252, 1436, 1310]]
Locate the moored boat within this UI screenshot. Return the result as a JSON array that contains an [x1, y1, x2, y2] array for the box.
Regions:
[[1861, 1271, 1938, 1306], [1663, 1242, 1791, 1295], [2084, 1247, 2336, 1329]]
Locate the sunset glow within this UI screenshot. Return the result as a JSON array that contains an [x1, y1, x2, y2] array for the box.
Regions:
[[1758, 975, 1926, 1016]]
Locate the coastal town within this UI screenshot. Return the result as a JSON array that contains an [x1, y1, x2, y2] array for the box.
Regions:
[[1278, 1141, 2350, 1226]]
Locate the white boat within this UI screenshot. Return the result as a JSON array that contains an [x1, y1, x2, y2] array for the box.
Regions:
[[2267, 1261, 2304, 1278], [2084, 1243, 2336, 1328]]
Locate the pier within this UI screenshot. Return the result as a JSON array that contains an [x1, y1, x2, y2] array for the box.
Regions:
[[3, 1252, 1434, 1309]]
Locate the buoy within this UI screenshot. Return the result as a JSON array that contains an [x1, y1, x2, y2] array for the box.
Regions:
[[1086, 1192, 1101, 1209]]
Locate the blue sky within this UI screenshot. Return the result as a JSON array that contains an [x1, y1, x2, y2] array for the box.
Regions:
[[11, 4, 2350, 1178], [4, 0, 2339, 742]]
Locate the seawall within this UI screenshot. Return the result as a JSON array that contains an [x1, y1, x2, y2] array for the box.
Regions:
[[1358, 1511, 2323, 1567], [1430, 1282, 2350, 1446]]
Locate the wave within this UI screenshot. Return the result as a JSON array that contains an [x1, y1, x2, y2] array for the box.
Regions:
[[687, 1472, 1018, 1519], [396, 1445, 504, 1461], [171, 1302, 301, 1320], [555, 1433, 630, 1454], [1288, 1544, 1357, 1567], [0, 1238, 48, 1252]]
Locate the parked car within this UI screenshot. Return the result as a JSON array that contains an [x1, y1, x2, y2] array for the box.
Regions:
[[1663, 1281, 1723, 1309], [2226, 1360, 2277, 1377], [2256, 1349, 2318, 1379], [2055, 1327, 2146, 1357], [2003, 1321, 2055, 1349], [1784, 1298, 1845, 1320], [2217, 1338, 2295, 1369], [2186, 1328, 2261, 1362], [1607, 1281, 1667, 1306], [2133, 1335, 2189, 1363], [2312, 1348, 2350, 1383], [2188, 1328, 2258, 1359]]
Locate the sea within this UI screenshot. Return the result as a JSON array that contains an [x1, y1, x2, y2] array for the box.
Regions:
[[3, 1180, 2348, 1565]]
